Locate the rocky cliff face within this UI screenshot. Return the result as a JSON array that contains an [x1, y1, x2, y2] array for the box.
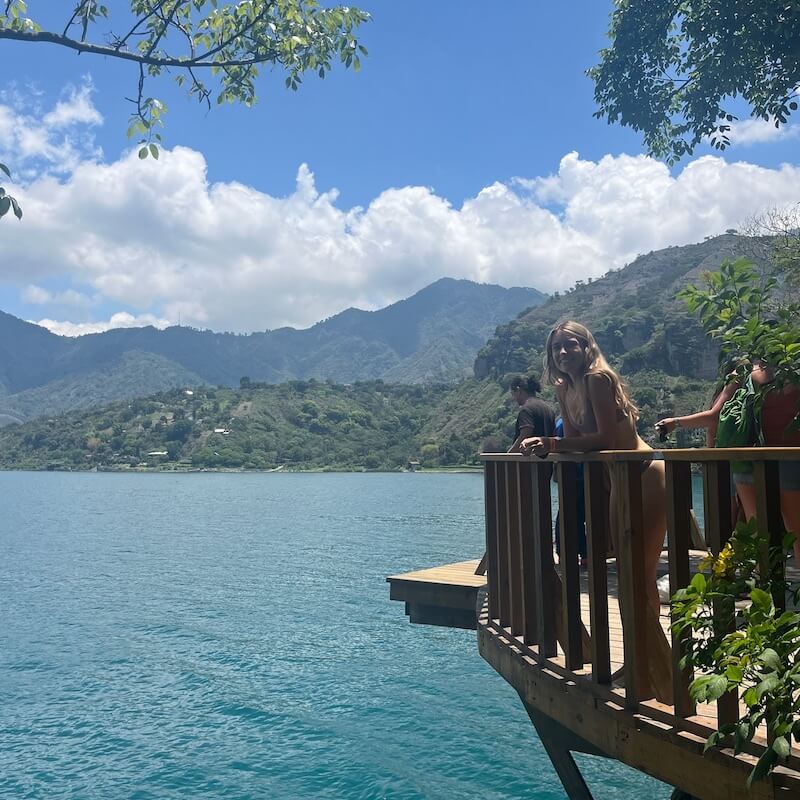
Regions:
[[473, 234, 763, 382]]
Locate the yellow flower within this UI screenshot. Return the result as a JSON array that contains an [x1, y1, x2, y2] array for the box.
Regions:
[[712, 543, 735, 579]]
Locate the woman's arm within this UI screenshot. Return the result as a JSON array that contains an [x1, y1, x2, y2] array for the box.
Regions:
[[655, 382, 738, 433]]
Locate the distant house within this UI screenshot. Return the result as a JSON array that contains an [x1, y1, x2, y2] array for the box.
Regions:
[[213, 428, 231, 435], [407, 460, 421, 472], [147, 451, 168, 457]]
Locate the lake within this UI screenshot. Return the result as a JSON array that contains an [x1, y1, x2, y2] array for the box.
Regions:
[[0, 472, 672, 799]]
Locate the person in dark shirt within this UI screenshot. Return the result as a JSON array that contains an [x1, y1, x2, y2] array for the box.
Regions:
[[507, 374, 555, 452]]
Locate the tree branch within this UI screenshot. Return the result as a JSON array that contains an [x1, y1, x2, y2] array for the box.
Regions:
[[113, 1, 168, 51], [0, 27, 279, 68], [194, 4, 272, 63], [146, 0, 180, 59]]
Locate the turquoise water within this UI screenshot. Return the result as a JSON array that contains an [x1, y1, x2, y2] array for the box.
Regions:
[[0, 472, 670, 799]]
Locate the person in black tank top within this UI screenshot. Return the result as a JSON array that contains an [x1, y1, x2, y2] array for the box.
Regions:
[[506, 373, 555, 453]]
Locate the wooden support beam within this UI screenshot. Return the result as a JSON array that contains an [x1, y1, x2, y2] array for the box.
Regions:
[[614, 461, 650, 709], [484, 462, 499, 619], [585, 461, 611, 685], [703, 460, 738, 728], [532, 461, 557, 658], [506, 462, 524, 637], [518, 461, 539, 645], [496, 463, 510, 628], [558, 461, 584, 670], [666, 460, 696, 719], [753, 460, 785, 613], [522, 701, 597, 800]]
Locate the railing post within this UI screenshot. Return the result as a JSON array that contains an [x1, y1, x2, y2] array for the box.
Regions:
[[506, 462, 524, 637], [665, 459, 695, 718], [614, 460, 650, 709], [483, 461, 500, 619], [532, 460, 557, 658], [495, 462, 510, 628], [518, 461, 539, 645], [557, 461, 584, 670], [484, 462, 500, 621], [753, 460, 785, 613], [584, 461, 611, 685], [703, 460, 738, 728]]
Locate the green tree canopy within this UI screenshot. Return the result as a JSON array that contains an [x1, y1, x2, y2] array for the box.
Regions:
[[0, 0, 369, 155], [589, 0, 800, 162]]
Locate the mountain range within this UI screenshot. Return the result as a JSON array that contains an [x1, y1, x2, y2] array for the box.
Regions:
[[0, 278, 545, 424], [0, 233, 786, 470]]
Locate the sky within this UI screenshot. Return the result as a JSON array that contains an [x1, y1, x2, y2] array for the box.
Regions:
[[1, 1, 799, 336]]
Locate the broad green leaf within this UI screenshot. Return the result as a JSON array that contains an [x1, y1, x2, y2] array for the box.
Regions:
[[773, 736, 791, 759]]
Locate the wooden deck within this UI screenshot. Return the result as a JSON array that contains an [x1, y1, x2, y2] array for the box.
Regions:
[[476, 450, 800, 800], [389, 448, 800, 799], [387, 559, 485, 628], [389, 553, 800, 796]]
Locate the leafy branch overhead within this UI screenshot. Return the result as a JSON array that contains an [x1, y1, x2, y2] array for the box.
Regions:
[[0, 0, 370, 156], [0, 164, 23, 221], [589, 0, 800, 163]]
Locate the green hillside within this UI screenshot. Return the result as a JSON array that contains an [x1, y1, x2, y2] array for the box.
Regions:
[[3, 234, 783, 471], [0, 381, 495, 472]]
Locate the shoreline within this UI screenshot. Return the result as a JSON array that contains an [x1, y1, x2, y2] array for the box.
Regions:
[[0, 465, 484, 475]]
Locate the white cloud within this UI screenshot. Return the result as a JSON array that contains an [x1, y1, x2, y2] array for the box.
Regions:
[[727, 118, 800, 146], [0, 78, 102, 179], [2, 100, 800, 334], [22, 284, 94, 308], [34, 312, 171, 337]]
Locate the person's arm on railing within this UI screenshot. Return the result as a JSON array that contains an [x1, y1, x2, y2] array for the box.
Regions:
[[655, 382, 737, 446], [507, 425, 533, 453]]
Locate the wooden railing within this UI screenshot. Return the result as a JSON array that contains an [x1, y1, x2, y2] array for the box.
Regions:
[[480, 448, 800, 723]]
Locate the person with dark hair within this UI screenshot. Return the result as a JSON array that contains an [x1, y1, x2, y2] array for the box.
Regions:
[[506, 373, 555, 453]]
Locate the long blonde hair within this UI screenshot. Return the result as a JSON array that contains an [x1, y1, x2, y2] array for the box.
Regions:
[[543, 320, 638, 426]]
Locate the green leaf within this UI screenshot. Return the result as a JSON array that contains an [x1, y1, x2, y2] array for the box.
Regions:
[[725, 665, 743, 683], [758, 648, 782, 671], [149, 144, 159, 160], [755, 673, 780, 700], [0, 196, 10, 217], [690, 572, 707, 592], [138, 146, 149, 160], [0, 163, 10, 178], [748, 748, 778, 788], [743, 686, 758, 708], [773, 736, 791, 759], [10, 197, 22, 220], [750, 587, 772, 613]]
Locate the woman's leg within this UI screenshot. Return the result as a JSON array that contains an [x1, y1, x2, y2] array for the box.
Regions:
[[641, 460, 668, 612], [780, 490, 800, 560], [779, 463, 800, 560], [735, 479, 757, 521], [640, 461, 674, 703], [734, 477, 800, 559]]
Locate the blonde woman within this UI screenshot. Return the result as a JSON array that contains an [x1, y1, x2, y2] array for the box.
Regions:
[[521, 321, 671, 702]]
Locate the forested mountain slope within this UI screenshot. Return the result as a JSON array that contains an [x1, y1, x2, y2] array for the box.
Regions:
[[0, 279, 544, 424]]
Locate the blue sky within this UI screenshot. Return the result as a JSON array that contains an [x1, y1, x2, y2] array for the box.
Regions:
[[1, 1, 799, 334]]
